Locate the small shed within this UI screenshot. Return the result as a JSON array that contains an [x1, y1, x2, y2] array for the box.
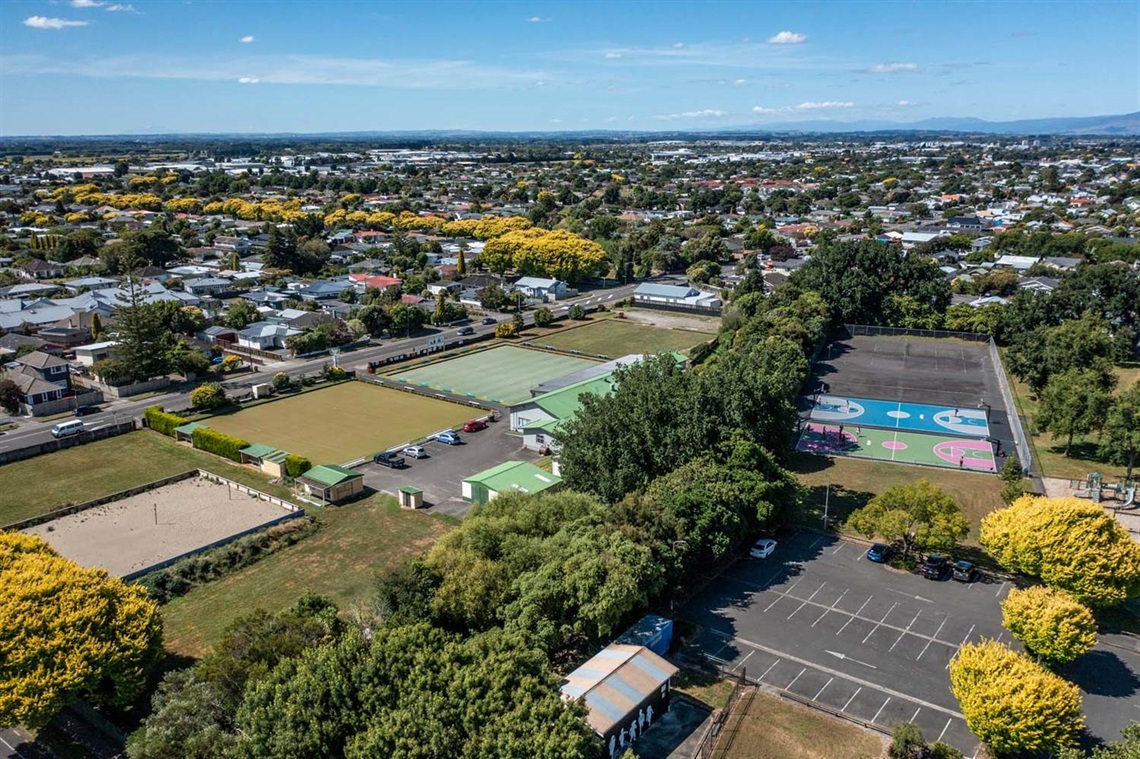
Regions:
[[297, 465, 364, 504], [461, 460, 562, 505], [240, 443, 289, 478], [618, 615, 674, 657], [398, 486, 424, 510], [172, 421, 206, 443]]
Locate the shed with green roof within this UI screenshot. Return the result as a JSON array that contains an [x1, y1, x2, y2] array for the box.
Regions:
[[297, 464, 364, 504], [461, 460, 562, 505]]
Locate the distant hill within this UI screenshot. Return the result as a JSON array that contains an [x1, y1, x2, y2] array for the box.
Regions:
[[714, 112, 1140, 136]]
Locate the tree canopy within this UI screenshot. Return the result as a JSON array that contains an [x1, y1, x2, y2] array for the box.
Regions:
[[1099, 381, 1140, 479], [480, 228, 608, 281], [848, 479, 969, 560], [1035, 367, 1113, 456], [1000, 586, 1097, 666]]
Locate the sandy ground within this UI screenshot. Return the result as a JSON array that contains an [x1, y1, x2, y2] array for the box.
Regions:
[[25, 477, 292, 577], [619, 310, 720, 333]]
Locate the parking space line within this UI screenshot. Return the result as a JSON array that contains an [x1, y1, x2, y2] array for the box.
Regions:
[[872, 697, 892, 723], [730, 650, 754, 673], [763, 594, 784, 613], [812, 588, 848, 627], [910, 707, 921, 722], [759, 659, 781, 681], [889, 610, 923, 652], [918, 618, 948, 661], [863, 602, 898, 643], [788, 582, 827, 620], [837, 595, 872, 635], [841, 687, 862, 712], [808, 536, 825, 550], [832, 543, 845, 555], [787, 667, 807, 690], [937, 718, 952, 743], [959, 624, 975, 646], [813, 677, 834, 701], [995, 581, 1008, 598]]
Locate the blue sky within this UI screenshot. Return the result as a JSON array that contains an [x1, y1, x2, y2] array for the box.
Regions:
[[1, 0, 1137, 135]]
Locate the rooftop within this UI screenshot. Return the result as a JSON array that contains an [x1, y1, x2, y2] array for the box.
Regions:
[[463, 460, 561, 495]]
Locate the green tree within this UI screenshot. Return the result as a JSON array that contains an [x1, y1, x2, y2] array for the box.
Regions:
[[1036, 368, 1113, 456], [0, 378, 20, 414], [102, 229, 180, 271], [848, 479, 969, 560], [478, 283, 507, 311], [223, 299, 260, 330], [889, 722, 927, 759], [533, 306, 553, 328], [1058, 723, 1140, 759], [981, 495, 1140, 606], [1005, 311, 1115, 394], [190, 382, 227, 410], [0, 533, 163, 729], [456, 249, 467, 276], [1100, 381, 1140, 479], [1001, 586, 1097, 666], [110, 274, 176, 381], [949, 640, 1082, 756], [568, 303, 586, 320]]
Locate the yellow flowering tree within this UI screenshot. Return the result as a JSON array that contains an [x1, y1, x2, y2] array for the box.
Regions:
[[1001, 586, 1097, 665]]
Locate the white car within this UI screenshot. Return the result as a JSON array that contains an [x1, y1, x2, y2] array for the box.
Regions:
[[403, 445, 427, 459], [749, 538, 777, 559]]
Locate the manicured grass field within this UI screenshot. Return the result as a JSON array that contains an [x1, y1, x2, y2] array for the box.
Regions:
[[0, 432, 292, 526], [201, 381, 472, 464], [161, 494, 452, 657], [529, 318, 711, 358], [388, 345, 600, 405], [715, 688, 883, 759]]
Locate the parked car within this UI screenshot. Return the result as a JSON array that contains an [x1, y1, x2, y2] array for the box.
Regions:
[[457, 326, 475, 336], [462, 418, 488, 433], [435, 431, 462, 445], [866, 543, 893, 563], [481, 316, 497, 325], [403, 445, 427, 459], [749, 538, 777, 559], [372, 450, 407, 468], [920, 554, 949, 580], [73, 405, 101, 417], [952, 560, 977, 583]]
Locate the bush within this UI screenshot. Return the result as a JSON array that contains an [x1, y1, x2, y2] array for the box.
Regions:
[[219, 355, 242, 373], [495, 322, 518, 338], [190, 383, 227, 410], [325, 366, 347, 381], [533, 307, 553, 328], [568, 304, 586, 320], [284, 454, 312, 478], [889, 722, 927, 759], [191, 427, 250, 461], [271, 371, 291, 391], [144, 405, 184, 437]]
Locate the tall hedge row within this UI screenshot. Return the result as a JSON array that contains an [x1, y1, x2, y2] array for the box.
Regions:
[[191, 427, 250, 462], [284, 454, 312, 478], [144, 405, 184, 437]]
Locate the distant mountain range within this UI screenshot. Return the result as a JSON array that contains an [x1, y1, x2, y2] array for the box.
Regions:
[[713, 112, 1140, 136]]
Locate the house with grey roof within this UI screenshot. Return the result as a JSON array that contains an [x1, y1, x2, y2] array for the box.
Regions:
[[632, 283, 721, 312], [237, 321, 302, 350]]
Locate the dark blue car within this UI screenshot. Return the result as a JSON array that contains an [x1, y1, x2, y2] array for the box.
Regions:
[[866, 543, 893, 563]]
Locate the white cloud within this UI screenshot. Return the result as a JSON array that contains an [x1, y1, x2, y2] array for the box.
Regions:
[[24, 16, 89, 29], [767, 31, 807, 44], [549, 118, 563, 123], [526, 16, 547, 22], [897, 99, 915, 106], [868, 62, 920, 73], [653, 108, 726, 120], [673, 42, 685, 48], [105, 3, 136, 11], [240, 35, 255, 43], [238, 76, 259, 84], [605, 116, 618, 123], [70, 0, 104, 7], [604, 51, 623, 59], [732, 78, 748, 86], [752, 105, 780, 113], [796, 100, 853, 109]]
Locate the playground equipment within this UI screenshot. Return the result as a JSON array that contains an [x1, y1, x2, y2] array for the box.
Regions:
[[1070, 473, 1137, 506]]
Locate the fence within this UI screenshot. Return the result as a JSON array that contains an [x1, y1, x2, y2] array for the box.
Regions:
[[27, 388, 104, 418], [844, 324, 990, 342], [196, 470, 303, 512], [689, 668, 751, 759], [988, 336, 1034, 475], [0, 419, 136, 466], [91, 377, 172, 398]]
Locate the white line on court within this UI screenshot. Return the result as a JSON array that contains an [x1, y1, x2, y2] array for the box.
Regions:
[[787, 667, 807, 690], [918, 618, 948, 661], [838, 595, 872, 635], [814, 677, 834, 701], [863, 602, 899, 644], [813, 588, 849, 627], [890, 610, 923, 652], [842, 687, 862, 712], [872, 697, 893, 723]]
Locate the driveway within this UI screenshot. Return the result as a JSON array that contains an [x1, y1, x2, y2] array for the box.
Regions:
[[355, 420, 539, 518]]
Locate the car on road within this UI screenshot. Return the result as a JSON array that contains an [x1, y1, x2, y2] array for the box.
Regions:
[[462, 418, 488, 433], [866, 543, 893, 563], [920, 554, 950, 580], [73, 405, 101, 417], [457, 326, 475, 336], [435, 431, 462, 445], [951, 560, 977, 583], [402, 445, 427, 459], [372, 450, 407, 468], [481, 316, 497, 325], [51, 419, 85, 438], [749, 538, 777, 559]]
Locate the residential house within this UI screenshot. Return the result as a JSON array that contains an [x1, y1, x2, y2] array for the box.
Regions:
[[632, 283, 721, 312], [73, 341, 116, 366], [64, 276, 118, 293], [183, 277, 231, 297], [237, 321, 302, 351], [21, 260, 66, 280], [15, 350, 72, 391], [296, 280, 353, 301], [512, 277, 574, 301]]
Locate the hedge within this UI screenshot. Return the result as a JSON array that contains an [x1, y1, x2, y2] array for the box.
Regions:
[[191, 427, 250, 462], [134, 516, 319, 603], [284, 454, 312, 478], [145, 405, 185, 437]]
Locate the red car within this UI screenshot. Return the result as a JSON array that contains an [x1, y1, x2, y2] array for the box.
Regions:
[[462, 418, 488, 433]]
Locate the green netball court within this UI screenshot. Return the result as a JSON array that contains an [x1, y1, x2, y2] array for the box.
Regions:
[[796, 422, 997, 473], [388, 345, 601, 405]]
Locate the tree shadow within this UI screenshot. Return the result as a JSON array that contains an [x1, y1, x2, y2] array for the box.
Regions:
[[1060, 648, 1140, 698]]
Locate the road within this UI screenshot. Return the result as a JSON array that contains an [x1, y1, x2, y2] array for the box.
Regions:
[[0, 282, 640, 455]]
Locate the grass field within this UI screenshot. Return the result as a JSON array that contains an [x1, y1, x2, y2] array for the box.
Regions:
[[527, 317, 711, 358], [0, 432, 293, 526], [715, 688, 883, 759], [388, 345, 600, 405], [161, 494, 452, 656], [790, 453, 1005, 544], [201, 381, 472, 464]]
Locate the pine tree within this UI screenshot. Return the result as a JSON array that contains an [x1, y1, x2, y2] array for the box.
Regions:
[[110, 263, 175, 381], [457, 249, 467, 276]]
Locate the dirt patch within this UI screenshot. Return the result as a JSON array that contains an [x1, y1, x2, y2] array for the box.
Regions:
[[619, 309, 720, 333], [25, 477, 293, 577]]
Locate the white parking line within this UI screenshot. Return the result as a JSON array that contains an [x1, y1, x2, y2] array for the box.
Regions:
[[937, 718, 953, 743], [910, 706, 922, 722], [863, 602, 898, 644], [995, 581, 1008, 598], [917, 618, 948, 661], [812, 588, 848, 627], [808, 536, 825, 550], [837, 595, 873, 635], [730, 650, 754, 673], [872, 697, 892, 723], [787, 667, 807, 690], [814, 677, 834, 701], [889, 610, 923, 652], [832, 542, 845, 555], [841, 687, 862, 712], [959, 624, 975, 646], [759, 658, 781, 681], [788, 582, 827, 620]]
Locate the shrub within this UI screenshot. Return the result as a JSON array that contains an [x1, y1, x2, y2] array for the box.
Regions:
[[219, 354, 242, 373], [191, 427, 249, 461], [271, 371, 291, 391], [325, 366, 347, 381], [495, 322, 518, 338], [144, 405, 184, 437], [568, 304, 586, 320], [1001, 586, 1097, 665], [533, 307, 554, 328], [284, 454, 312, 478], [189, 383, 227, 410]]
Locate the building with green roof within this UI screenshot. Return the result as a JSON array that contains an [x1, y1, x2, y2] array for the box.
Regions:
[[509, 373, 615, 453], [461, 461, 562, 505], [297, 464, 364, 504]]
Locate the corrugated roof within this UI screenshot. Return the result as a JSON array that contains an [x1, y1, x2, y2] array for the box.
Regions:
[[240, 443, 281, 459], [301, 464, 362, 487], [173, 422, 206, 435], [560, 644, 679, 735], [463, 460, 561, 495]]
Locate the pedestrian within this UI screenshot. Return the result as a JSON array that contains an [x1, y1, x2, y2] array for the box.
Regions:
[[959, 456, 964, 469], [838, 424, 844, 437]]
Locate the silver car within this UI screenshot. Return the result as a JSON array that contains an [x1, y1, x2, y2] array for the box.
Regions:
[[403, 445, 428, 459]]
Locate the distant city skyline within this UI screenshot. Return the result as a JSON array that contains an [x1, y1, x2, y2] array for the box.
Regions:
[[1, 0, 1137, 136]]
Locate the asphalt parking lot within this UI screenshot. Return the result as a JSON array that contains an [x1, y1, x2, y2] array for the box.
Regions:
[[680, 531, 1013, 755], [356, 420, 539, 518]]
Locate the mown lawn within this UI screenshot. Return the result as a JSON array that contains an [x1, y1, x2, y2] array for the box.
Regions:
[[715, 688, 883, 759], [0, 431, 292, 526], [526, 317, 709, 358], [160, 494, 452, 657]]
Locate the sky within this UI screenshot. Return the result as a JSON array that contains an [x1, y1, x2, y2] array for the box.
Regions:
[[0, 0, 1138, 136]]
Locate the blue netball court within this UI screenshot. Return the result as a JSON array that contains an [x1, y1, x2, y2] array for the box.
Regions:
[[810, 395, 991, 438]]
